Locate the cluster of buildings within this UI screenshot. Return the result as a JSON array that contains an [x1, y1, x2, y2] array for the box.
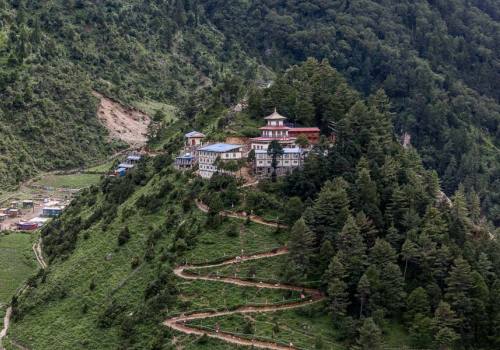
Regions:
[[0, 199, 65, 232], [113, 154, 142, 177], [175, 109, 320, 179]]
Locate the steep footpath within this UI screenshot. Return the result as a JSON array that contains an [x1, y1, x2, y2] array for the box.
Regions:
[[163, 203, 323, 349], [0, 239, 47, 350]]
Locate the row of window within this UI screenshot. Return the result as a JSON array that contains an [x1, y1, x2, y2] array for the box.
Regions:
[[257, 160, 299, 166], [256, 153, 300, 159], [262, 130, 288, 137]]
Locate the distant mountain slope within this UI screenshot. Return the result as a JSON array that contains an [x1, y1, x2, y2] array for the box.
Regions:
[[199, 0, 500, 223], [1, 0, 498, 222]]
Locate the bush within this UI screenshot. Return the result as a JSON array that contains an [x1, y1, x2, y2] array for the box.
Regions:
[[225, 222, 239, 237], [117, 227, 131, 245]]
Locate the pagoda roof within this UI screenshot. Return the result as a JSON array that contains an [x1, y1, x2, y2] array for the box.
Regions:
[[264, 108, 287, 120]]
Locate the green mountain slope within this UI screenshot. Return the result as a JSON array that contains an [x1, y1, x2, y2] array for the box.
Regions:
[[198, 0, 500, 223], [1, 1, 498, 223], [6, 61, 500, 350]]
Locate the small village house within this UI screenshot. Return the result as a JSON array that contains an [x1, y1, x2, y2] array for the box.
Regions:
[[16, 221, 38, 231], [185, 131, 205, 148], [0, 213, 7, 222], [197, 143, 243, 179], [5, 208, 20, 218], [42, 206, 63, 218], [22, 200, 34, 209], [175, 153, 196, 170], [126, 155, 142, 164]]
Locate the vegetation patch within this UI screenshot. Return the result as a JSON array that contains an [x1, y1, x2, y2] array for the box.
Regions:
[[0, 233, 37, 304]]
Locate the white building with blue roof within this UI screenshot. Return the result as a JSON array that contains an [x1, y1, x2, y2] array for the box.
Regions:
[[197, 143, 243, 179]]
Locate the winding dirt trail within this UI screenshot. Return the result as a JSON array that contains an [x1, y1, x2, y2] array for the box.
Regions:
[[195, 200, 286, 229], [0, 238, 46, 349], [32, 239, 47, 270], [163, 203, 324, 349]]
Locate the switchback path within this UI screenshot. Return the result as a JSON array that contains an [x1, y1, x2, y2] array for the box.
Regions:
[[163, 202, 324, 349], [195, 200, 287, 229]]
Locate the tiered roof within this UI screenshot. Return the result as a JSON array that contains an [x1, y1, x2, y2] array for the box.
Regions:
[[264, 108, 287, 120]]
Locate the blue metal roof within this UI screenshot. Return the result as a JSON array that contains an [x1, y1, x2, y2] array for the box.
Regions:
[[198, 143, 242, 153], [176, 153, 195, 160]]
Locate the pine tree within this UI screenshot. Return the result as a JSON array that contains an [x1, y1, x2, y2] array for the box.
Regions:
[[409, 314, 434, 349], [401, 238, 419, 279], [355, 211, 378, 248], [421, 206, 448, 244], [405, 287, 430, 324], [445, 257, 474, 336], [354, 158, 383, 227], [369, 238, 397, 267], [267, 140, 284, 182], [310, 178, 350, 243], [470, 271, 490, 343], [318, 240, 334, 278], [489, 279, 500, 347], [452, 185, 470, 224], [326, 256, 350, 322], [468, 190, 481, 223], [433, 302, 461, 348], [377, 262, 406, 316], [356, 273, 371, 317], [286, 218, 316, 281], [336, 216, 367, 288], [385, 223, 403, 250], [476, 252, 494, 281], [434, 327, 460, 350], [355, 318, 382, 350]]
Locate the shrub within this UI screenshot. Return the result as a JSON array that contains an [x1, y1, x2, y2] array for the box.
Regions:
[[117, 227, 131, 245]]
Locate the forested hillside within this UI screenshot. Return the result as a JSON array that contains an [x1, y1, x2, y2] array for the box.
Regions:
[[6, 60, 500, 350], [199, 0, 500, 224], [0, 0, 267, 188], [1, 0, 498, 224]]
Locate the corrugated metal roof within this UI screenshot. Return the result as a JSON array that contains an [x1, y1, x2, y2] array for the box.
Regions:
[[198, 143, 242, 152], [185, 131, 205, 138], [118, 163, 135, 168]]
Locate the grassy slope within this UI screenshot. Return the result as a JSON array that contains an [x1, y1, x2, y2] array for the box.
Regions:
[[5, 168, 297, 349], [35, 174, 102, 189], [0, 233, 37, 304]]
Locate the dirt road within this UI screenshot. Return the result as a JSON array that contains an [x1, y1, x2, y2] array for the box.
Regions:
[[0, 238, 47, 349]]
